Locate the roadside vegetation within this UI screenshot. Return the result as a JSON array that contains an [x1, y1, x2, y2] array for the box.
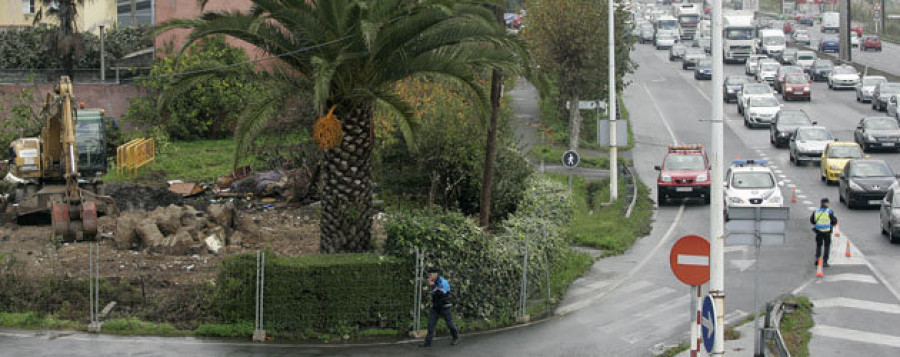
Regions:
[[780, 296, 814, 357]]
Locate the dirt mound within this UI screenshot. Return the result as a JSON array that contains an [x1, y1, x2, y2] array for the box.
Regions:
[[105, 183, 184, 212]]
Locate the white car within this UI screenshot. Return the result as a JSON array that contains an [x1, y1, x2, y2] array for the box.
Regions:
[[789, 126, 834, 165], [724, 160, 784, 219], [827, 65, 860, 90], [745, 55, 768, 75], [743, 95, 782, 128], [851, 33, 860, 48], [655, 33, 677, 49], [795, 50, 816, 70], [856, 75, 888, 103], [738, 82, 775, 115], [793, 30, 811, 45], [888, 94, 900, 120], [756, 60, 780, 84]]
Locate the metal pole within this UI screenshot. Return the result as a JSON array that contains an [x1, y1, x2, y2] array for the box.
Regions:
[[89, 243, 94, 324], [753, 209, 762, 357], [255, 250, 261, 331], [260, 251, 265, 330], [690, 285, 699, 357], [99, 25, 105, 82], [847, 0, 852, 63], [520, 238, 529, 316], [609, 0, 618, 202], [711, 0, 727, 353], [95, 243, 99, 323]]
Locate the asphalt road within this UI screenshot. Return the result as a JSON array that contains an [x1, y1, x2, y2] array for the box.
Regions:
[[5, 40, 900, 357], [779, 18, 900, 75]]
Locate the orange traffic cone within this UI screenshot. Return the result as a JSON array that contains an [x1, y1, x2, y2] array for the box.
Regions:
[[845, 239, 852, 257], [834, 223, 841, 237], [816, 257, 824, 278], [791, 188, 797, 203]]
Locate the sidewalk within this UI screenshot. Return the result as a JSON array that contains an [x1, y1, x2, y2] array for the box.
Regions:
[[674, 322, 758, 357]]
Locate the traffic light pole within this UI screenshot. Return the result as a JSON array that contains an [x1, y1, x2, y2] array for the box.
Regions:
[[711, 0, 726, 354]]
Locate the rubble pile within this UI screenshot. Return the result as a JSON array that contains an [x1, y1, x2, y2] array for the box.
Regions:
[[114, 202, 239, 255]]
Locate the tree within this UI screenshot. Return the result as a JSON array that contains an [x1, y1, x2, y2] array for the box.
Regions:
[[34, 1, 86, 79], [161, 0, 518, 253], [525, 0, 634, 150]]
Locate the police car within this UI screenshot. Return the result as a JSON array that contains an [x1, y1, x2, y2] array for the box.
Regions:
[[724, 160, 784, 219]]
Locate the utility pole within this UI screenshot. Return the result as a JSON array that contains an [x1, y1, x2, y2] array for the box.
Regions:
[[710, 0, 726, 354], [609, 0, 618, 201], [99, 25, 105, 82]]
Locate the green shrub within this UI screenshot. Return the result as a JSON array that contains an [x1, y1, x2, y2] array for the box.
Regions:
[[194, 321, 255, 338], [385, 178, 576, 322], [215, 253, 410, 338]]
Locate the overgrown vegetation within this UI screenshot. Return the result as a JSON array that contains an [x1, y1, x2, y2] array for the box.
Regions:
[[104, 138, 240, 183], [659, 343, 691, 357], [780, 296, 814, 357], [552, 173, 653, 254], [0, 25, 152, 69]]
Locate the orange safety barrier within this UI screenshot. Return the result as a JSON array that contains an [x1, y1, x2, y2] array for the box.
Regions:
[[116, 138, 155, 176]]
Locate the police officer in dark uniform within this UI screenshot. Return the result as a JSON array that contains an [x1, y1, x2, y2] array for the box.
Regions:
[[810, 197, 838, 267], [420, 267, 459, 347]]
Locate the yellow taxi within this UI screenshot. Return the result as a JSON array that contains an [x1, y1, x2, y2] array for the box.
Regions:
[[821, 141, 865, 184]]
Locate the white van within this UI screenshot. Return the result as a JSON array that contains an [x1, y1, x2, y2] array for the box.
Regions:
[[795, 50, 817, 69], [758, 29, 786, 56]]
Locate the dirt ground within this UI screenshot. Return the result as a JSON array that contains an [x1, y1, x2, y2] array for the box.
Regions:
[[0, 183, 324, 284]]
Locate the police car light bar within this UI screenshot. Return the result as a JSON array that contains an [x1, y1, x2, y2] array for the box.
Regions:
[[732, 159, 768, 166]]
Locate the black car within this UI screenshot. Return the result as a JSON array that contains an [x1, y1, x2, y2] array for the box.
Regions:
[[770, 110, 813, 147], [879, 186, 900, 243], [839, 159, 897, 209], [854, 116, 900, 152], [808, 59, 835, 82], [724, 75, 752, 103], [694, 58, 713, 80], [779, 48, 798, 65]]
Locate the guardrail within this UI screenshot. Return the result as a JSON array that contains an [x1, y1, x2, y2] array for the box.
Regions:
[[116, 138, 155, 176], [762, 298, 793, 357], [622, 164, 639, 218]]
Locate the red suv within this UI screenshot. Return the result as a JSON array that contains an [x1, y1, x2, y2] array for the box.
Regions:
[[862, 36, 882, 52], [851, 24, 864, 37], [654, 145, 711, 205]]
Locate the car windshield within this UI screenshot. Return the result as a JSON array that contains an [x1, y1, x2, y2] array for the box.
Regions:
[[863, 77, 887, 86], [679, 15, 700, 24], [780, 67, 802, 75], [750, 96, 779, 107], [828, 146, 863, 158], [866, 36, 880, 41], [833, 67, 858, 75], [778, 114, 809, 125], [697, 59, 712, 67], [761, 63, 779, 71], [664, 155, 706, 170], [786, 75, 808, 84], [795, 129, 832, 141], [864, 118, 899, 130], [850, 162, 893, 178], [686, 48, 705, 55], [726, 76, 750, 85], [763, 36, 785, 45], [658, 34, 674, 40], [743, 85, 770, 94], [732, 172, 775, 189], [725, 28, 753, 40], [881, 84, 900, 94], [815, 61, 834, 69], [824, 37, 838, 43], [783, 49, 797, 56], [798, 53, 815, 60], [795, 31, 808, 37]]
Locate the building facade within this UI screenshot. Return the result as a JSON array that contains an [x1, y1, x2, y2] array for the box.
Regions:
[[1, 0, 117, 34]]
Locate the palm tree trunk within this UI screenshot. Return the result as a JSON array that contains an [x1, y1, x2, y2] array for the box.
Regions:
[[479, 68, 503, 228], [319, 104, 376, 253]]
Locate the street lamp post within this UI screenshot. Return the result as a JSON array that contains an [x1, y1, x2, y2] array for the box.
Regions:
[[711, 0, 727, 354]]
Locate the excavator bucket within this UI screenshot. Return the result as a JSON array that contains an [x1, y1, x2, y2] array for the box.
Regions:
[[81, 200, 98, 239], [51, 202, 73, 240]]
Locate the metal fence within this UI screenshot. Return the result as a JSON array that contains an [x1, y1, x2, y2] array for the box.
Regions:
[[0, 67, 152, 84]]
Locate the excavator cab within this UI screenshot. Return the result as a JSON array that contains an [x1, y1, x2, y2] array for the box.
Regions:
[[75, 109, 108, 180]]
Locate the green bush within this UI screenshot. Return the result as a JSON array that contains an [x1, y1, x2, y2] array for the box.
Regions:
[[385, 178, 576, 322], [0, 26, 151, 69], [215, 253, 410, 338]]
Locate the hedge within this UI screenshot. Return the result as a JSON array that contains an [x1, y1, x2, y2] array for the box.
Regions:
[[215, 253, 410, 337]]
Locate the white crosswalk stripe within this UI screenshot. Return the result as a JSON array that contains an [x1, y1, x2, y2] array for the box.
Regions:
[[812, 325, 900, 349], [812, 297, 900, 314]]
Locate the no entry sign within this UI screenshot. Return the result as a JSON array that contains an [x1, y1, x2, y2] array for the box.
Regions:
[[670, 235, 711, 286]]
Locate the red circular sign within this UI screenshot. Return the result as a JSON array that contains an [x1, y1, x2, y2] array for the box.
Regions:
[[670, 235, 711, 286]]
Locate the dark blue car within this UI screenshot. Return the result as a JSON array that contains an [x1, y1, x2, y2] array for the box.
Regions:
[[819, 36, 839, 53]]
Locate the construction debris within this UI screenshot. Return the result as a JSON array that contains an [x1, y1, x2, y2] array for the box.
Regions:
[[168, 182, 205, 197], [114, 204, 236, 255]]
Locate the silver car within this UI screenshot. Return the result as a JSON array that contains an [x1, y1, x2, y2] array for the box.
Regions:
[[888, 94, 900, 120], [790, 126, 834, 165], [745, 55, 768, 76], [795, 50, 816, 70], [756, 60, 780, 84], [655, 33, 677, 50], [793, 30, 811, 45], [878, 185, 900, 243], [743, 95, 782, 128], [738, 83, 775, 115], [682, 47, 706, 69], [857, 76, 888, 103]]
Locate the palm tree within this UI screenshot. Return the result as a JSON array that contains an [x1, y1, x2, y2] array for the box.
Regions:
[[161, 0, 518, 253], [34, 0, 85, 79]]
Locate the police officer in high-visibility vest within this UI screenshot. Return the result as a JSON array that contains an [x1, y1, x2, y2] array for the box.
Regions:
[[810, 198, 838, 267]]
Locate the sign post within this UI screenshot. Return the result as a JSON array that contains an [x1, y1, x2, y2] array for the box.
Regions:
[[562, 150, 579, 191], [702, 294, 717, 354], [670, 235, 711, 357]]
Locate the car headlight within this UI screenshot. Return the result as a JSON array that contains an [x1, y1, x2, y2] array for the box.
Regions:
[[779, 131, 789, 137], [830, 163, 842, 170], [868, 134, 877, 141], [727, 89, 735, 93], [768, 196, 782, 204], [661, 174, 672, 182], [729, 197, 744, 204], [848, 180, 863, 190], [803, 87, 810, 92], [696, 173, 708, 182], [785, 87, 792, 92]]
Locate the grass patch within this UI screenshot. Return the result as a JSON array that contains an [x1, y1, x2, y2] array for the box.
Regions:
[[779, 296, 814, 357], [194, 321, 255, 338], [659, 343, 691, 357], [547, 172, 653, 254], [534, 144, 609, 169], [101, 317, 189, 336], [357, 328, 402, 337], [724, 326, 741, 340], [0, 312, 81, 330], [105, 139, 244, 183]]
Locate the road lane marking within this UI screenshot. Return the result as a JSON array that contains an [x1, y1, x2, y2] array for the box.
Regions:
[[556, 205, 686, 316], [640, 83, 679, 145], [803, 200, 813, 205], [812, 298, 900, 314], [823, 273, 878, 284], [811, 325, 900, 349]]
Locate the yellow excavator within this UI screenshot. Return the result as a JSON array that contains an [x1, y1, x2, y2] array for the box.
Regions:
[[5, 76, 114, 240]]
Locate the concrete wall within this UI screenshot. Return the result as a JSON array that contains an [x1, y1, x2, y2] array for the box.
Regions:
[[154, 0, 264, 59], [0, 82, 141, 120]]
